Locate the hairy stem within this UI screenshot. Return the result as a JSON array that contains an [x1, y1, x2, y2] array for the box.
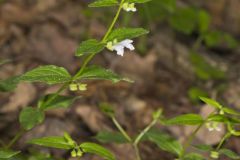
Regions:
[[134, 118, 158, 146], [7, 0, 126, 149], [112, 117, 132, 142], [133, 144, 142, 160], [181, 111, 215, 158], [6, 128, 25, 149], [216, 132, 231, 151], [102, 0, 125, 42]]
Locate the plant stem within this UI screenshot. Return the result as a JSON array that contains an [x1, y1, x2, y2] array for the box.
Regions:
[[74, 0, 125, 79], [6, 128, 25, 149], [181, 122, 204, 157], [133, 144, 142, 160], [6, 0, 126, 150], [216, 132, 231, 151], [102, 0, 125, 42], [134, 118, 158, 146], [180, 111, 215, 158], [111, 117, 132, 142]]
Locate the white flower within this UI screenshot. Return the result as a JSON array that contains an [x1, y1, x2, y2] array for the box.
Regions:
[[206, 122, 221, 132], [106, 39, 135, 56], [123, 3, 137, 12]]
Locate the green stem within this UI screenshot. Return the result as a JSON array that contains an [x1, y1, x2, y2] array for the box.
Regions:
[[102, 0, 125, 42], [133, 144, 142, 160], [6, 0, 126, 150], [6, 128, 25, 149], [40, 83, 69, 108], [216, 132, 231, 151], [192, 35, 204, 52], [74, 0, 125, 79], [111, 117, 132, 142], [181, 122, 204, 157], [181, 111, 215, 158], [134, 118, 158, 146]]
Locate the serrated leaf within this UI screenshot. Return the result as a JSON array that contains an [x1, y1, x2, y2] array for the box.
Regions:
[[95, 131, 128, 144], [20, 65, 71, 85], [28, 136, 74, 150], [89, 0, 118, 7], [0, 76, 20, 92], [169, 7, 198, 34], [0, 150, 20, 159], [199, 97, 222, 109], [75, 66, 133, 83], [146, 129, 183, 156], [38, 94, 78, 111], [165, 114, 204, 125], [19, 107, 44, 130], [106, 28, 149, 42], [126, 0, 152, 3], [80, 142, 115, 160], [75, 39, 105, 57], [183, 153, 206, 160], [219, 149, 240, 159]]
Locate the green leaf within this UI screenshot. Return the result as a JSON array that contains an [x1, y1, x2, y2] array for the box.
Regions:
[[75, 66, 133, 83], [0, 76, 20, 92], [19, 107, 45, 130], [165, 114, 204, 125], [183, 153, 206, 160], [223, 33, 239, 49], [126, 0, 152, 3], [75, 39, 105, 57], [88, 0, 118, 7], [80, 142, 115, 160], [38, 94, 78, 111], [106, 28, 149, 42], [28, 136, 74, 150], [169, 7, 198, 34], [194, 144, 213, 152], [95, 131, 128, 144], [204, 31, 222, 47], [199, 97, 222, 109], [20, 65, 71, 85], [0, 150, 20, 159], [219, 149, 240, 159], [146, 129, 183, 156], [190, 52, 225, 80], [198, 10, 210, 33], [207, 114, 227, 123], [222, 107, 240, 116], [188, 87, 208, 103]]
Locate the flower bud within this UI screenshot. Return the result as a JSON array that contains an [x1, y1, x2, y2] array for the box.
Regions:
[[210, 151, 219, 159], [79, 83, 87, 91], [71, 150, 77, 157], [69, 83, 78, 91]]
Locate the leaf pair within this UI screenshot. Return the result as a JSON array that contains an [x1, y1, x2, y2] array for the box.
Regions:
[[19, 94, 77, 130], [75, 28, 149, 57], [28, 135, 116, 160], [89, 0, 152, 8]]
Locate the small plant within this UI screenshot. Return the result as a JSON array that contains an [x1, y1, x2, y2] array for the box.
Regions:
[[0, 0, 240, 160]]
